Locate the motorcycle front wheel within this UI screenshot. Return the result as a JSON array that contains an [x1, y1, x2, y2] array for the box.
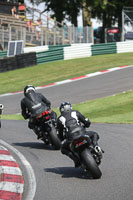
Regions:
[[81, 148, 102, 179], [49, 126, 61, 150]]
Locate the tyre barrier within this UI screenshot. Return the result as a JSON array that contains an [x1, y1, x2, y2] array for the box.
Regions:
[[0, 52, 36, 73]]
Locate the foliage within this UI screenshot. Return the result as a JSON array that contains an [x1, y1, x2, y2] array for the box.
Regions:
[[41, 0, 66, 24], [84, 0, 133, 42], [42, 0, 82, 26], [27, 0, 133, 28], [27, 0, 82, 26], [27, 0, 44, 5]]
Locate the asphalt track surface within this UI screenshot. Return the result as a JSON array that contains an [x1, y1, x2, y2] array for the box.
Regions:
[[0, 66, 133, 200]]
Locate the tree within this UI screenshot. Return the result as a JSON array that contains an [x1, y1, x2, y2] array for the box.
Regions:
[[40, 0, 82, 26], [27, 0, 133, 31], [82, 0, 91, 26], [65, 0, 82, 26], [41, 0, 66, 24], [84, 0, 133, 42]]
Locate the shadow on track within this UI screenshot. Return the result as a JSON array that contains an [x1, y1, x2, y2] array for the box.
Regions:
[[13, 142, 56, 151], [44, 167, 93, 179]]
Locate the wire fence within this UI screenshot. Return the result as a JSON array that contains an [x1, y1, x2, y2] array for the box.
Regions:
[[0, 25, 93, 50], [122, 7, 133, 41], [0, 6, 94, 50]]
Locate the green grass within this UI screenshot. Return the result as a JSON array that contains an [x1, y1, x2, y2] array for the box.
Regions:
[[0, 52, 133, 94], [2, 90, 133, 123], [72, 90, 133, 124], [1, 52, 133, 123], [1, 114, 23, 120]]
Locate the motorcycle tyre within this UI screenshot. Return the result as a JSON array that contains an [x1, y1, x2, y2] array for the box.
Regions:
[[49, 126, 61, 150], [81, 148, 102, 179]]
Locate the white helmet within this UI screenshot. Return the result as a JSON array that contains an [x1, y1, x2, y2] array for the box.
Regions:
[[59, 102, 72, 113]]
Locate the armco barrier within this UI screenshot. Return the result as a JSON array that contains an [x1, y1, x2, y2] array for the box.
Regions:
[[0, 42, 133, 72], [0, 51, 7, 58], [116, 41, 133, 53], [91, 42, 117, 56], [49, 44, 70, 50], [64, 43, 92, 60], [23, 45, 49, 53], [0, 52, 36, 72], [36, 47, 64, 64], [23, 44, 70, 54]]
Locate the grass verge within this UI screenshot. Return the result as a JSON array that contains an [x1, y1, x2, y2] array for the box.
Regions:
[[0, 52, 133, 94], [1, 90, 133, 124]]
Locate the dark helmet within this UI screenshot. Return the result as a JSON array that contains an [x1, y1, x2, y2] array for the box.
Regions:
[[59, 102, 72, 113], [24, 85, 35, 96]]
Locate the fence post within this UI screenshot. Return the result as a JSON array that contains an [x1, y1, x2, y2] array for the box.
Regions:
[[72, 25, 74, 43], [91, 26, 94, 43], [41, 29, 43, 46], [44, 28, 48, 45], [54, 17, 56, 45], [23, 27, 26, 47], [62, 22, 64, 45], [122, 9, 125, 41], [105, 28, 107, 43], [2, 26, 4, 49], [9, 26, 11, 41], [68, 26, 72, 44]]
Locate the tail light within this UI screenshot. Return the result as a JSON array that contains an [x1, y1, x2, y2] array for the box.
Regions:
[[37, 110, 50, 119], [42, 111, 49, 116], [42, 111, 50, 120], [73, 137, 86, 148]]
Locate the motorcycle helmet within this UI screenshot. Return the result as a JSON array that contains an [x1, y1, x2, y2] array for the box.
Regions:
[[24, 85, 35, 96], [59, 102, 72, 113]]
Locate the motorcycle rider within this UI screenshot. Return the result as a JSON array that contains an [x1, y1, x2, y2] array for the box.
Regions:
[[57, 101, 100, 168], [21, 85, 57, 139]]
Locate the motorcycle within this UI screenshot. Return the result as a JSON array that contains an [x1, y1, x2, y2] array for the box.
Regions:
[[0, 104, 4, 128], [32, 103, 61, 150], [69, 128, 103, 179]]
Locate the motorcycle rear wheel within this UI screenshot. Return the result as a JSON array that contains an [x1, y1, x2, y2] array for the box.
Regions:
[[81, 148, 102, 179]]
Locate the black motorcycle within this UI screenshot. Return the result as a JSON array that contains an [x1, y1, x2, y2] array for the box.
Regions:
[[0, 104, 4, 128], [69, 128, 103, 179], [32, 103, 61, 150]]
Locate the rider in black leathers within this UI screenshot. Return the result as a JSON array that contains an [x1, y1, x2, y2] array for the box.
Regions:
[[21, 85, 57, 139], [57, 102, 100, 167]]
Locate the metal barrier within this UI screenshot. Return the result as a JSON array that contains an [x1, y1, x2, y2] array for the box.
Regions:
[[64, 43, 92, 60], [1, 41, 133, 72], [116, 41, 133, 53], [24, 45, 49, 53], [36, 47, 64, 64], [0, 51, 7, 58], [91, 42, 117, 56]]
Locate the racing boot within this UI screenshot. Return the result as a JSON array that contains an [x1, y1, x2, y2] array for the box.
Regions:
[[37, 131, 43, 140]]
